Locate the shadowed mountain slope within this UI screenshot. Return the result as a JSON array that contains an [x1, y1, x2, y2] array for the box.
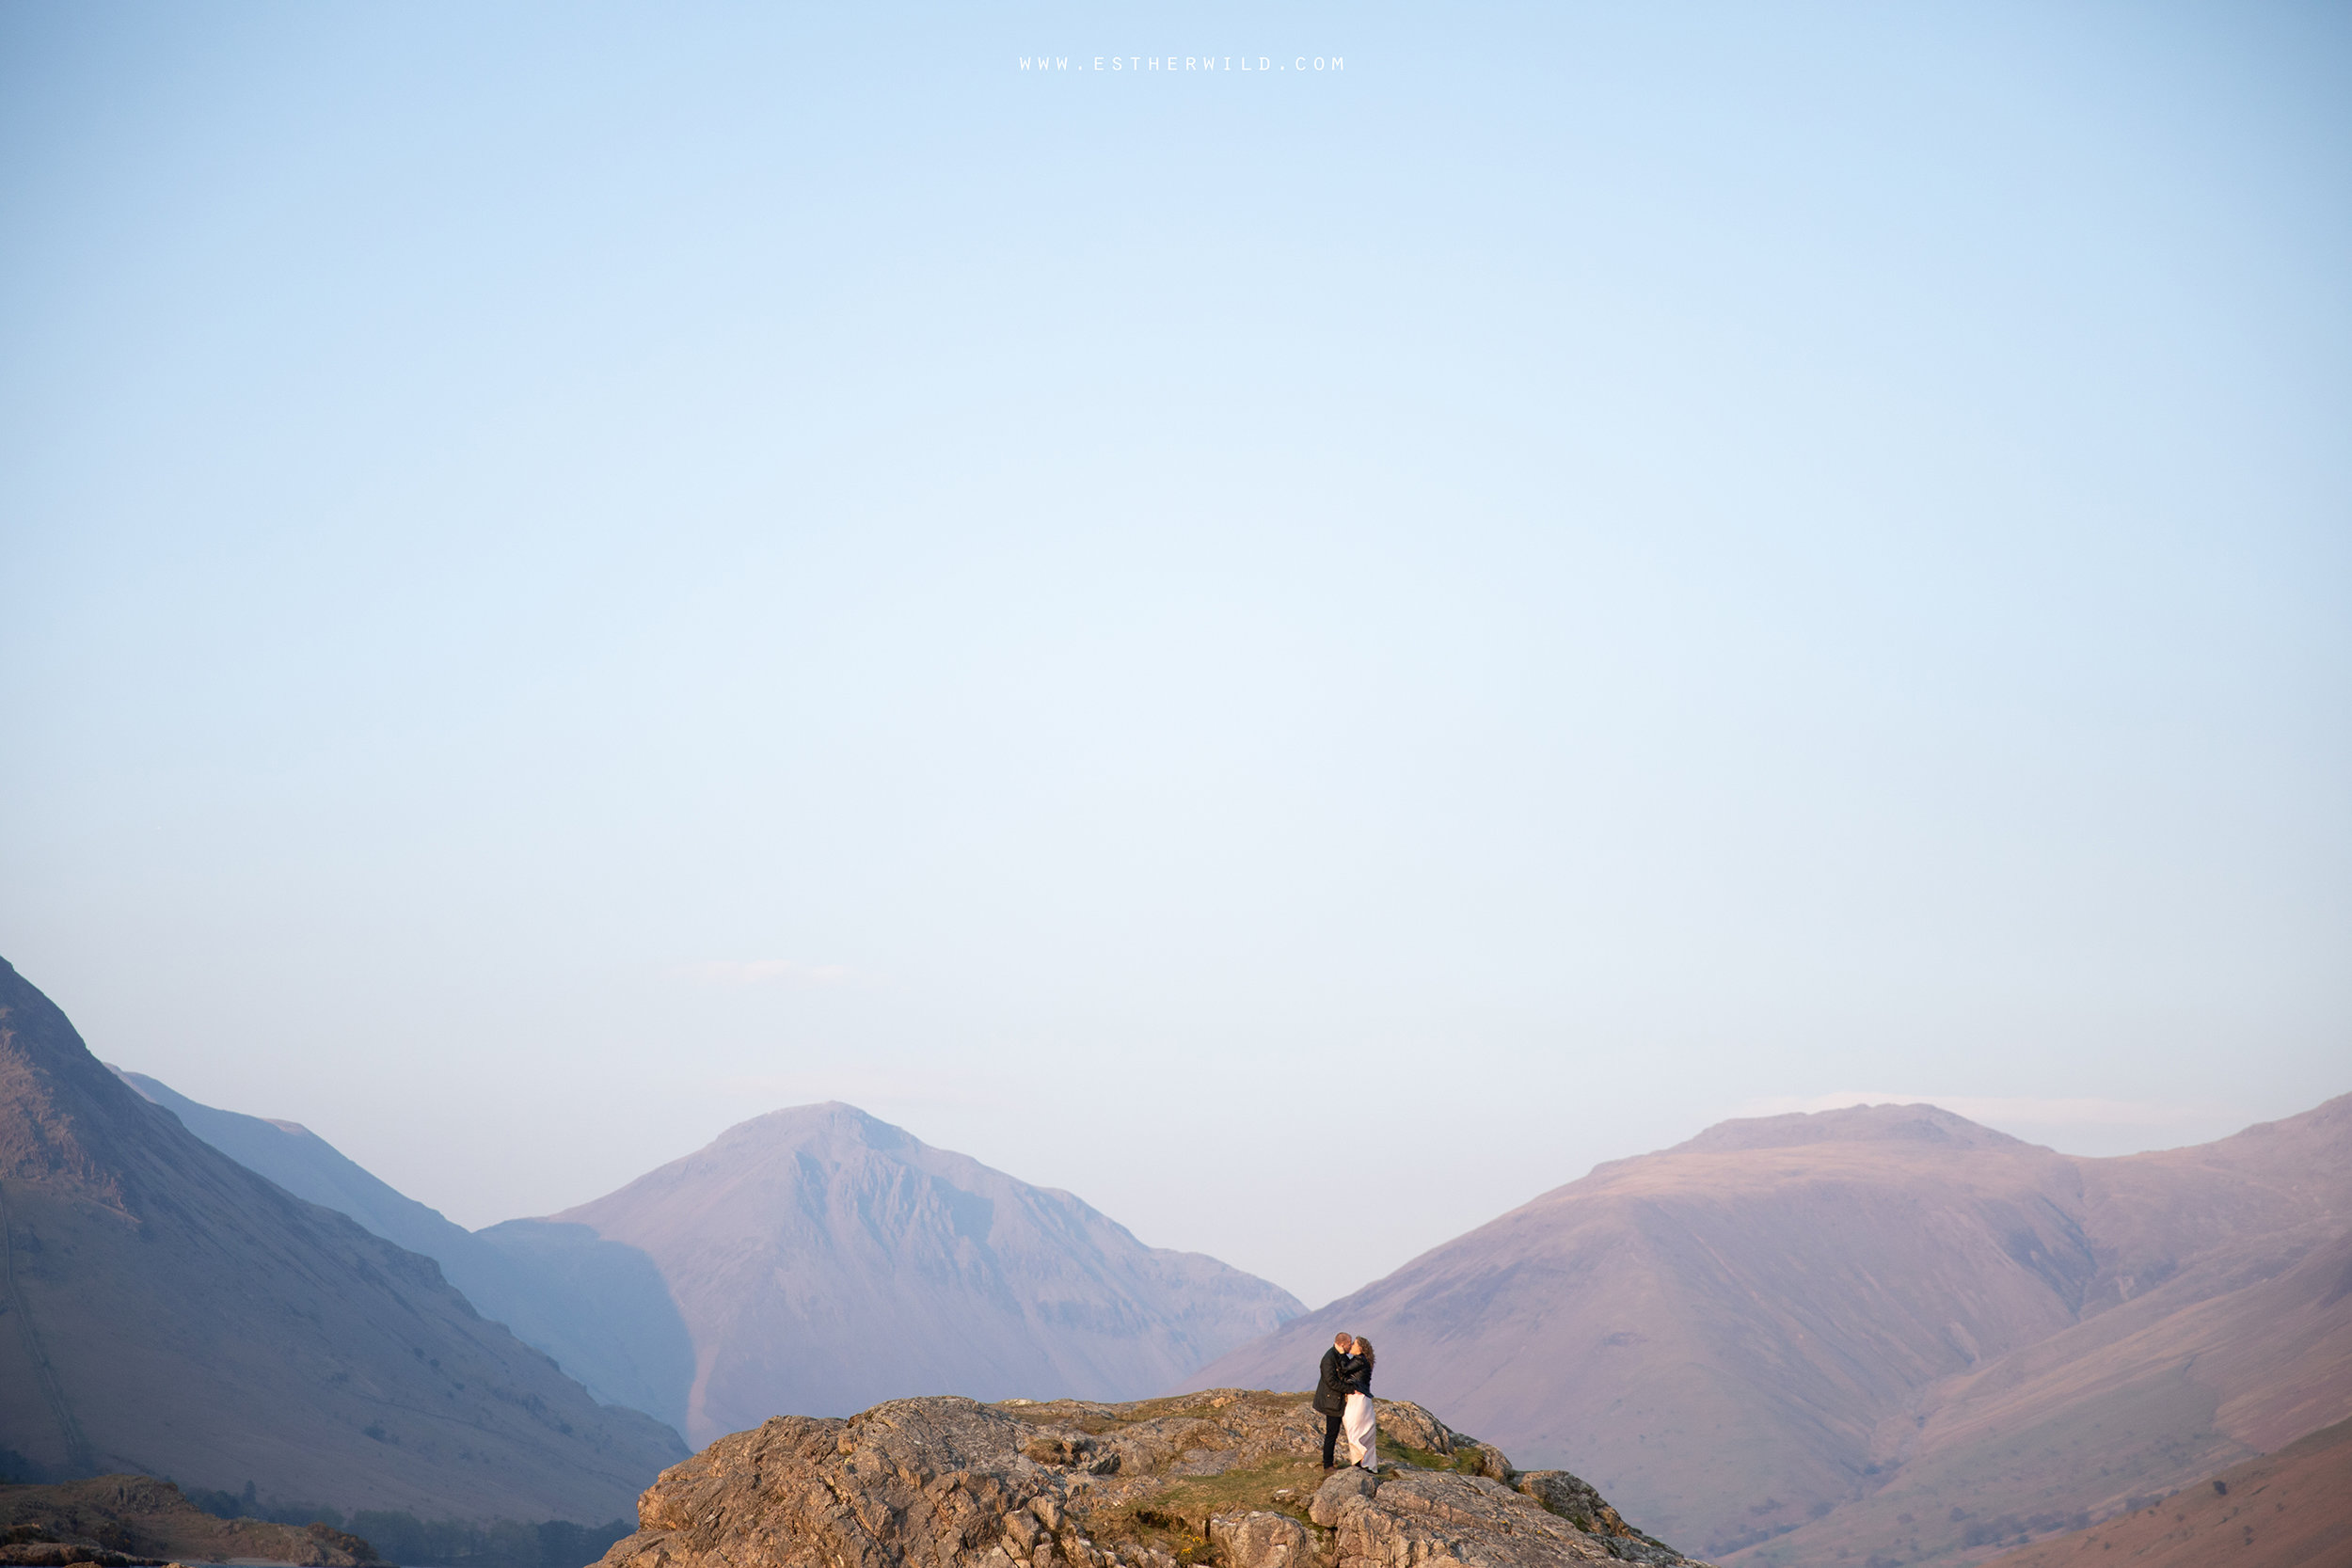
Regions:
[[482, 1103, 1306, 1446], [107, 1068, 477, 1266], [0, 957, 685, 1519], [108, 1069, 693, 1434], [1187, 1099, 2352, 1565]]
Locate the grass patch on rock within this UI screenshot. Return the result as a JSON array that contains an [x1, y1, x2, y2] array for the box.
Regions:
[[993, 1391, 1311, 1438], [1076, 1455, 1327, 1544], [1383, 1441, 1491, 1477]]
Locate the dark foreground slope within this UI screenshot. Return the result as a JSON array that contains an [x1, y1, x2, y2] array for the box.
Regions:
[[1188, 1101, 2352, 1564], [0, 957, 685, 1519], [106, 1068, 482, 1273], [0, 1475, 376, 1566], [482, 1105, 1306, 1445], [1977, 1412, 2352, 1568], [596, 1389, 1711, 1568]]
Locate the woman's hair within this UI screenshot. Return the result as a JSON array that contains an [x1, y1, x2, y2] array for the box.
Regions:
[[1353, 1337, 1375, 1369]]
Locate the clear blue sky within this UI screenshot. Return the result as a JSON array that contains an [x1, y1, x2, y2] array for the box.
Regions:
[[3, 2, 2346, 1308]]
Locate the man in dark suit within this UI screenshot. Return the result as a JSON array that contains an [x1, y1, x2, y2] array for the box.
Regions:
[[1313, 1331, 1356, 1468]]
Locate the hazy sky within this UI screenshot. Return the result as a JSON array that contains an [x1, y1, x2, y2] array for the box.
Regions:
[[3, 3, 2346, 1310]]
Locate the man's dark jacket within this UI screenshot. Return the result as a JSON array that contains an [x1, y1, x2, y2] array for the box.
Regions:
[[1313, 1346, 1352, 1415]]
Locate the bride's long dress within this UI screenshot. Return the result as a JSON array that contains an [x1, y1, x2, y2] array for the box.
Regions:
[[1342, 1390, 1377, 1468]]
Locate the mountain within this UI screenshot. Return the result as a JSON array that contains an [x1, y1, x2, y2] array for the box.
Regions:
[[1185, 1099, 2352, 1565], [476, 1103, 1306, 1446], [101, 1078, 1304, 1449], [1978, 1411, 2352, 1568], [106, 1069, 478, 1267], [105, 1069, 692, 1433], [0, 956, 685, 1519]]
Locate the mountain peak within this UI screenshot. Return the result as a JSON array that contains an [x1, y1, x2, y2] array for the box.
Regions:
[[3, 960, 174, 1205], [516, 1098, 1303, 1444], [714, 1100, 914, 1151], [1668, 1101, 2031, 1155]]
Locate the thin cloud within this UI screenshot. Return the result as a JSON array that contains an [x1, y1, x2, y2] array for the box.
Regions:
[[666, 959, 861, 986]]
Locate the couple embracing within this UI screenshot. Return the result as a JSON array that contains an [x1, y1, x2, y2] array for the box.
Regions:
[[1312, 1332, 1377, 1471]]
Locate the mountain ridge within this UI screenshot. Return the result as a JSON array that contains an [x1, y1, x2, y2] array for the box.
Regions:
[[1186, 1094, 2352, 1564], [105, 1066, 692, 1433], [495, 1100, 1307, 1445], [0, 956, 685, 1519], [107, 1070, 1305, 1449]]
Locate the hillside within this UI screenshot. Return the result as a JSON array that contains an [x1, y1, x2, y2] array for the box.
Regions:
[[1186, 1100, 2352, 1564], [107, 1069, 691, 1433], [481, 1104, 1307, 1445], [0, 1476, 376, 1566], [106, 1069, 480, 1268], [0, 957, 685, 1519], [1977, 1412, 2352, 1568]]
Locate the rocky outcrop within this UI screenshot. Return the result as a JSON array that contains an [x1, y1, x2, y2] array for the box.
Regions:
[[1506, 1475, 1635, 1543], [0, 1544, 167, 1567], [1307, 1464, 1686, 1568], [595, 1390, 1706, 1568], [0, 1477, 375, 1566]]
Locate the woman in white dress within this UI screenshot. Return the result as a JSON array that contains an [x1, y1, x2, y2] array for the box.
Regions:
[[1341, 1336, 1377, 1470]]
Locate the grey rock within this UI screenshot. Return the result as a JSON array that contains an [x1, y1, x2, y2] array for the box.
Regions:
[[1334, 1468, 1627, 1567], [1003, 1511, 1042, 1554], [1206, 1513, 1312, 1568], [1456, 1442, 1514, 1481], [1510, 1471, 1692, 1563], [1309, 1465, 1379, 1527], [1370, 1402, 1452, 1456], [1514, 1472, 1627, 1533]]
